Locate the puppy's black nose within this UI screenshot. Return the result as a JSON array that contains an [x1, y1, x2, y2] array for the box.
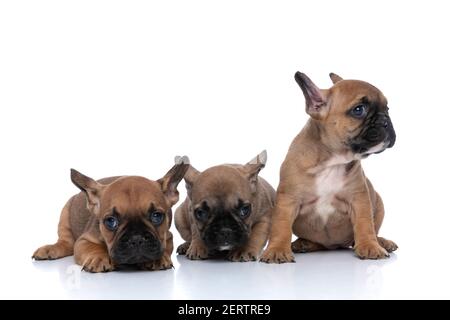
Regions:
[[127, 235, 148, 248], [217, 228, 233, 241]]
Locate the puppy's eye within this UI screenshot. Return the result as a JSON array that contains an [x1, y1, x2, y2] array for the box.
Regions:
[[104, 216, 119, 231], [350, 104, 367, 118], [239, 204, 252, 219], [149, 211, 164, 226], [194, 208, 208, 221]]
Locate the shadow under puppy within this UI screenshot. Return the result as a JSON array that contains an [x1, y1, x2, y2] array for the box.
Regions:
[[260, 72, 398, 263], [175, 151, 275, 262], [32, 158, 189, 272]]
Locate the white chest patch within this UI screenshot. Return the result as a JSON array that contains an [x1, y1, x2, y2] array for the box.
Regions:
[[313, 159, 347, 223], [218, 245, 233, 251]]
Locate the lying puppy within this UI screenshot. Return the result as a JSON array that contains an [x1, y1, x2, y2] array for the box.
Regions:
[[260, 72, 397, 263], [33, 159, 189, 272], [175, 151, 275, 262]]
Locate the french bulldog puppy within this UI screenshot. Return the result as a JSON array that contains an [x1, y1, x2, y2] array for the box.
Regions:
[[260, 72, 397, 263], [33, 158, 189, 272], [175, 151, 275, 262]]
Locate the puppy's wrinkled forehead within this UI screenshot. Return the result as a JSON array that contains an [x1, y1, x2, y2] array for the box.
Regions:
[[330, 80, 388, 110], [101, 177, 167, 215], [192, 166, 251, 205]]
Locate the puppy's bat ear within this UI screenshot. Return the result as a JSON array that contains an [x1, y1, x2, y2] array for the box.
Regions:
[[70, 169, 105, 215], [158, 156, 190, 206], [329, 72, 343, 84], [243, 150, 267, 193], [294, 71, 329, 120], [180, 158, 201, 199]]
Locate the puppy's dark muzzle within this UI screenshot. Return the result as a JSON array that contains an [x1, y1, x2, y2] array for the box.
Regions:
[[112, 232, 163, 265], [202, 218, 249, 251], [351, 112, 396, 154]]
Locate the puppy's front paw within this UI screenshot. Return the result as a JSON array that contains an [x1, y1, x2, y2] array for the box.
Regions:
[[354, 241, 389, 259], [260, 247, 295, 264], [186, 243, 209, 260], [176, 242, 190, 255], [140, 255, 173, 271], [377, 237, 398, 253], [228, 248, 258, 262], [82, 254, 114, 273]]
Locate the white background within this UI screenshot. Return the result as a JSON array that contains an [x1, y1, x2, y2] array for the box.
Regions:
[[0, 0, 449, 299]]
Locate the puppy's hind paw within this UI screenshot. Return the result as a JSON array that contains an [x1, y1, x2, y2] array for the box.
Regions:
[[291, 238, 325, 253], [260, 247, 295, 264], [32, 242, 73, 260], [176, 242, 190, 255], [377, 237, 398, 253]]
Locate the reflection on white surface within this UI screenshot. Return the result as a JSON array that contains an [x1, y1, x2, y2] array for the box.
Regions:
[[13, 250, 396, 299], [174, 251, 395, 299], [2, 236, 450, 299]]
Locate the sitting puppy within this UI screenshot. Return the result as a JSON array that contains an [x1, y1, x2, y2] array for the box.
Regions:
[[175, 151, 275, 262], [32, 158, 189, 272], [260, 72, 398, 263]]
